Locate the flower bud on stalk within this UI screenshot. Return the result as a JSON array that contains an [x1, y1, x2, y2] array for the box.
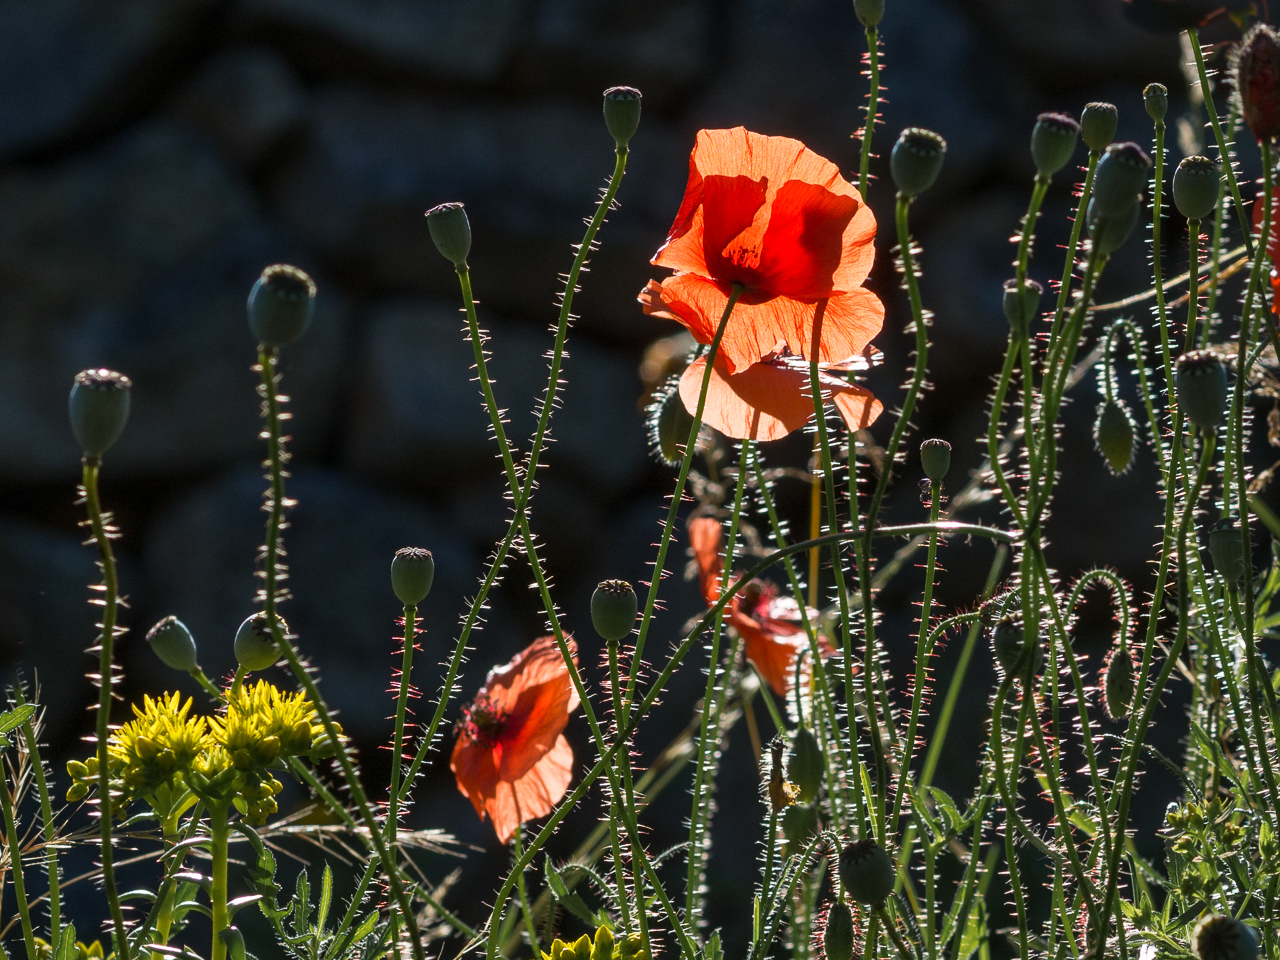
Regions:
[[853, 0, 884, 27], [235, 612, 281, 672], [602, 86, 642, 148], [391, 546, 435, 606], [69, 369, 132, 458], [1144, 83, 1168, 122], [1232, 24, 1280, 142], [992, 617, 1043, 680], [1080, 102, 1118, 153], [649, 379, 694, 466], [145, 616, 198, 672], [1102, 643, 1136, 719], [426, 202, 472, 267], [1173, 156, 1220, 221], [1094, 400, 1136, 475], [822, 900, 855, 960], [1091, 143, 1152, 217], [1209, 516, 1247, 585], [891, 128, 947, 197], [1030, 112, 1079, 178], [1002, 278, 1043, 338], [591, 580, 638, 642], [1175, 350, 1228, 432], [919, 439, 951, 482], [839, 838, 895, 905], [247, 264, 315, 347], [1192, 914, 1259, 960]]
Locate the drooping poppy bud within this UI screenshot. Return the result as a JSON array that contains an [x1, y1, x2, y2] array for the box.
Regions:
[[839, 838, 895, 905], [822, 900, 855, 960], [1173, 156, 1220, 221], [1102, 643, 1136, 719], [788, 726, 825, 803], [1144, 83, 1168, 122], [1232, 24, 1280, 143], [853, 0, 884, 27], [1176, 350, 1228, 432], [1094, 400, 1136, 475], [426, 202, 472, 267], [145, 616, 198, 672], [602, 86, 642, 148], [1080, 102, 1119, 153], [992, 617, 1042, 680], [891, 128, 947, 198], [1192, 914, 1259, 960], [391, 547, 435, 606], [1209, 516, 1247, 585], [247, 265, 316, 348], [1002, 278, 1043, 337], [1030, 112, 1080, 178], [919, 439, 951, 482], [649, 378, 695, 466], [234, 612, 281, 672], [1088, 194, 1143, 255], [69, 369, 132, 458], [591, 579, 638, 642], [1092, 143, 1152, 218]]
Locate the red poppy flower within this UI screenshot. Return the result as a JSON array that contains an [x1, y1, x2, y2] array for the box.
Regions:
[[1250, 184, 1280, 314], [643, 128, 884, 377], [451, 636, 579, 844], [689, 516, 835, 696]]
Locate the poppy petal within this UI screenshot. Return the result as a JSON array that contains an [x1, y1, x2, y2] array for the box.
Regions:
[[687, 516, 723, 605], [450, 733, 501, 821], [733, 612, 809, 697], [752, 179, 863, 299], [486, 735, 574, 845]]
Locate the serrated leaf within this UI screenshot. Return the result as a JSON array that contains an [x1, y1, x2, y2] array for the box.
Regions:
[[317, 865, 333, 932], [544, 860, 571, 900], [927, 786, 962, 835], [0, 704, 37, 736], [55, 922, 77, 960], [706, 931, 723, 960]]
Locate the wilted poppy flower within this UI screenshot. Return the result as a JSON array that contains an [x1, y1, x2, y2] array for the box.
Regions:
[[644, 128, 883, 377], [689, 516, 835, 696], [451, 636, 579, 844]]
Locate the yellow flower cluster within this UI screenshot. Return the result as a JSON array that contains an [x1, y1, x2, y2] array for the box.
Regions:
[[542, 926, 648, 960]]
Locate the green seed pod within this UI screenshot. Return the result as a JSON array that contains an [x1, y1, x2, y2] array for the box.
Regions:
[[1144, 83, 1168, 122], [1209, 516, 1247, 585], [1030, 112, 1080, 178], [145, 616, 198, 672], [426, 202, 472, 267], [1088, 193, 1142, 255], [781, 802, 819, 851], [649, 378, 694, 466], [853, 0, 884, 27], [69, 369, 132, 458], [234, 612, 281, 672], [1173, 156, 1220, 221], [839, 838, 895, 905], [919, 439, 951, 482], [247, 264, 316, 348], [591, 579, 638, 642], [1193, 914, 1259, 960], [391, 546, 435, 606], [1002, 278, 1043, 337], [602, 86, 642, 148], [891, 128, 947, 198], [1102, 643, 1136, 719], [1176, 350, 1228, 432], [1091, 142, 1152, 218], [1094, 400, 1136, 475], [788, 726, 825, 803], [1080, 102, 1119, 153], [822, 900, 855, 960]]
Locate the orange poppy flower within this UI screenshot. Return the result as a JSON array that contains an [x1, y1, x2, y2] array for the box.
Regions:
[[644, 127, 883, 377], [1251, 184, 1280, 314], [689, 516, 835, 696], [451, 636, 579, 844]]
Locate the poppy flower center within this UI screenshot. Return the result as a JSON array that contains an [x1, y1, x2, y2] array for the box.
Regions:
[[460, 693, 508, 747]]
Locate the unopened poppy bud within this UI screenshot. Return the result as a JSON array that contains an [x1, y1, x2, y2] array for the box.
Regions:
[[1232, 24, 1280, 143], [234, 612, 281, 672], [426, 202, 472, 267], [602, 86, 642, 148], [788, 726, 825, 803], [919, 439, 951, 483], [891, 128, 947, 198], [391, 547, 435, 606], [1193, 914, 1259, 960], [69, 369, 132, 458], [1080, 102, 1118, 153], [145, 616, 198, 672], [823, 900, 855, 960], [853, 0, 884, 27], [1092, 143, 1152, 218], [781, 802, 819, 849], [1088, 194, 1142, 255], [1030, 112, 1079, 177], [992, 617, 1042, 680], [649, 379, 694, 466], [1209, 516, 1247, 585], [1002, 278, 1043, 337], [839, 838, 895, 905], [1102, 643, 1136, 719], [1094, 400, 1136, 475], [247, 265, 315, 348], [591, 579, 637, 642], [1172, 156, 1220, 221], [1144, 83, 1168, 122], [1176, 350, 1228, 432]]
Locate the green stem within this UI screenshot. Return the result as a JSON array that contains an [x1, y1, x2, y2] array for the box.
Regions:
[[386, 603, 417, 844], [14, 690, 59, 951], [210, 808, 229, 960], [1189, 27, 1254, 256], [512, 825, 541, 955], [188, 668, 223, 702], [0, 752, 36, 960], [1047, 150, 1100, 352], [857, 26, 880, 198]]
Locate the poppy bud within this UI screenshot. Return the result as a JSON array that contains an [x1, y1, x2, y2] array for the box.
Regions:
[[234, 612, 281, 672], [247, 265, 315, 348], [1002, 278, 1043, 337], [649, 379, 694, 466], [69, 369, 132, 458], [1176, 350, 1228, 432], [1088, 194, 1143, 255], [391, 546, 435, 606], [788, 726, 825, 803], [822, 900, 855, 960], [919, 439, 951, 483], [145, 616, 198, 672], [853, 0, 884, 27], [591, 579, 638, 642], [602, 86, 642, 148], [890, 128, 947, 198], [1030, 112, 1080, 178], [992, 617, 1042, 680], [839, 838, 895, 905], [1091, 143, 1152, 218], [1232, 24, 1280, 143], [426, 202, 472, 267], [1102, 643, 1136, 719], [1143, 83, 1168, 122], [781, 802, 819, 850], [1209, 516, 1247, 585], [1192, 914, 1259, 960], [1080, 102, 1118, 153], [1094, 400, 1136, 475], [1173, 156, 1220, 221]]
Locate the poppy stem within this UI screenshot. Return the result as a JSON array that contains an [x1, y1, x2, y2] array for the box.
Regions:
[[386, 602, 417, 845], [1046, 150, 1099, 354], [512, 825, 541, 955], [857, 25, 881, 198]]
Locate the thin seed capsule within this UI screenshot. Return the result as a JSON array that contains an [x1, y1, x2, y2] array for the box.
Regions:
[[426, 202, 472, 267], [891, 128, 947, 197], [1080, 102, 1118, 152], [1144, 83, 1168, 122], [919, 439, 951, 482], [69, 369, 132, 458], [1173, 156, 1220, 221], [602, 86, 642, 148], [1030, 112, 1079, 177], [247, 264, 316, 348], [391, 547, 435, 606]]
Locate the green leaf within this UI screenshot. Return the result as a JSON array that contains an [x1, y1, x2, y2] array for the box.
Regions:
[[927, 786, 962, 835], [0, 704, 37, 736], [317, 865, 333, 932], [55, 922, 77, 960], [706, 931, 723, 960]]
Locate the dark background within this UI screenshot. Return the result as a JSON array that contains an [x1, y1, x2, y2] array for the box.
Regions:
[[0, 0, 1271, 954]]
